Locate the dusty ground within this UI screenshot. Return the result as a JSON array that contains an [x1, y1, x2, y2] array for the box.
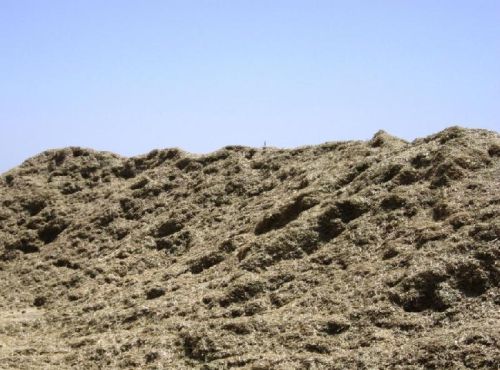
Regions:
[[0, 126, 499, 369]]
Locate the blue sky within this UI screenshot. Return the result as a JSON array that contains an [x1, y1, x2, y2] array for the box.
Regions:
[[1, 1, 499, 173]]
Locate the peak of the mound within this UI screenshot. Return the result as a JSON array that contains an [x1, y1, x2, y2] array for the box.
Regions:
[[0, 126, 499, 369], [368, 129, 408, 148], [5, 126, 496, 177]]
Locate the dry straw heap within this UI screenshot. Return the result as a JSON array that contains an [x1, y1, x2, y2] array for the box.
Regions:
[[0, 127, 499, 369]]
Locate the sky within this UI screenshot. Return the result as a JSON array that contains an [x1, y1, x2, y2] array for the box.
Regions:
[[1, 1, 499, 173]]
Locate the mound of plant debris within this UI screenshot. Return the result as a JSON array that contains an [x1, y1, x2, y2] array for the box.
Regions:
[[0, 126, 499, 369]]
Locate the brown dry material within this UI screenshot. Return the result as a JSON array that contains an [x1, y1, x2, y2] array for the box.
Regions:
[[0, 126, 499, 369]]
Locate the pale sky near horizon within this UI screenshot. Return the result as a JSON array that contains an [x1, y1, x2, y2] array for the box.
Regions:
[[1, 1, 499, 173]]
